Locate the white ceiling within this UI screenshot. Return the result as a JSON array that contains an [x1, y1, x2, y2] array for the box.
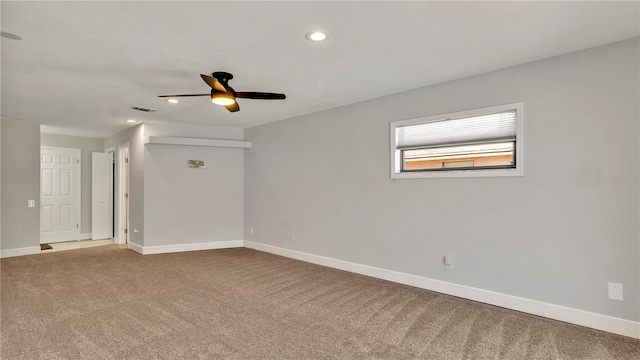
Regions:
[[1, 1, 638, 138]]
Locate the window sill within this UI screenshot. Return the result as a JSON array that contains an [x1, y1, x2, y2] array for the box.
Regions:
[[391, 167, 523, 179]]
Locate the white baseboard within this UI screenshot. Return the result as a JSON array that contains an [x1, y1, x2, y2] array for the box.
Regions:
[[80, 233, 92, 240], [133, 240, 244, 255], [243, 241, 640, 340], [0, 246, 41, 258], [128, 242, 144, 254]]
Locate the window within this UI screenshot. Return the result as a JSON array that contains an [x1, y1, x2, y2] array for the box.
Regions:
[[390, 103, 523, 178]]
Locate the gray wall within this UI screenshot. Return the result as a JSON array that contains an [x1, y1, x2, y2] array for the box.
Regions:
[[104, 123, 245, 248], [1, 120, 41, 250], [143, 122, 245, 247], [104, 124, 145, 246], [40, 133, 105, 235], [144, 145, 244, 246], [245, 38, 639, 321]]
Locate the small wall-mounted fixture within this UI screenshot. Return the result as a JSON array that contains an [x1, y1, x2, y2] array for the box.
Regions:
[[187, 160, 206, 169]]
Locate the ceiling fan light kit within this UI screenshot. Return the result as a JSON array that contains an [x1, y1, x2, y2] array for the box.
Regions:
[[158, 72, 286, 113], [211, 92, 236, 106]]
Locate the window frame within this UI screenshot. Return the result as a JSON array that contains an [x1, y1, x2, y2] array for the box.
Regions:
[[390, 102, 524, 179]]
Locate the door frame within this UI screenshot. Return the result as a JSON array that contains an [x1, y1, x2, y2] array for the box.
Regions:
[[115, 143, 130, 244], [105, 147, 116, 239], [40, 146, 82, 243]]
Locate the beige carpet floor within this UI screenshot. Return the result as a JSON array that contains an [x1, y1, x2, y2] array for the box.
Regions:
[[1, 245, 638, 359]]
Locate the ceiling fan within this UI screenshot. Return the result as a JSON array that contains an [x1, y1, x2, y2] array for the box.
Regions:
[[158, 72, 286, 112]]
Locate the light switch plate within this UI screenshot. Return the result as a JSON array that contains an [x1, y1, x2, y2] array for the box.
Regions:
[[27, 199, 35, 208]]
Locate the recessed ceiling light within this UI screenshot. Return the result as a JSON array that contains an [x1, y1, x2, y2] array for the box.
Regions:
[[305, 31, 328, 42], [167, 99, 179, 104], [1, 31, 22, 40], [125, 119, 136, 123]]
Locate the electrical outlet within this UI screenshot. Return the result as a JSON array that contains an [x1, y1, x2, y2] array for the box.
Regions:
[[133, 229, 139, 235], [444, 255, 453, 270], [290, 233, 295, 242], [608, 282, 623, 301], [250, 226, 254, 234]]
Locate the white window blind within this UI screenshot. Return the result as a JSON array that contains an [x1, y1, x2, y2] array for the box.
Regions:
[[396, 110, 517, 150]]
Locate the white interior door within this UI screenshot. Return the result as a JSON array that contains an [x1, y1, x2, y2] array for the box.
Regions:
[[41, 147, 81, 244], [92, 152, 112, 240]]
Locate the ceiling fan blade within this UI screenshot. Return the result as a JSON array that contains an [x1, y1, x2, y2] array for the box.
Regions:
[[158, 94, 210, 97], [200, 74, 227, 92], [225, 102, 240, 112], [235, 92, 286, 100]]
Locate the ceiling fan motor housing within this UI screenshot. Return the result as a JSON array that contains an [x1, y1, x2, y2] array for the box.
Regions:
[[212, 72, 233, 85]]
